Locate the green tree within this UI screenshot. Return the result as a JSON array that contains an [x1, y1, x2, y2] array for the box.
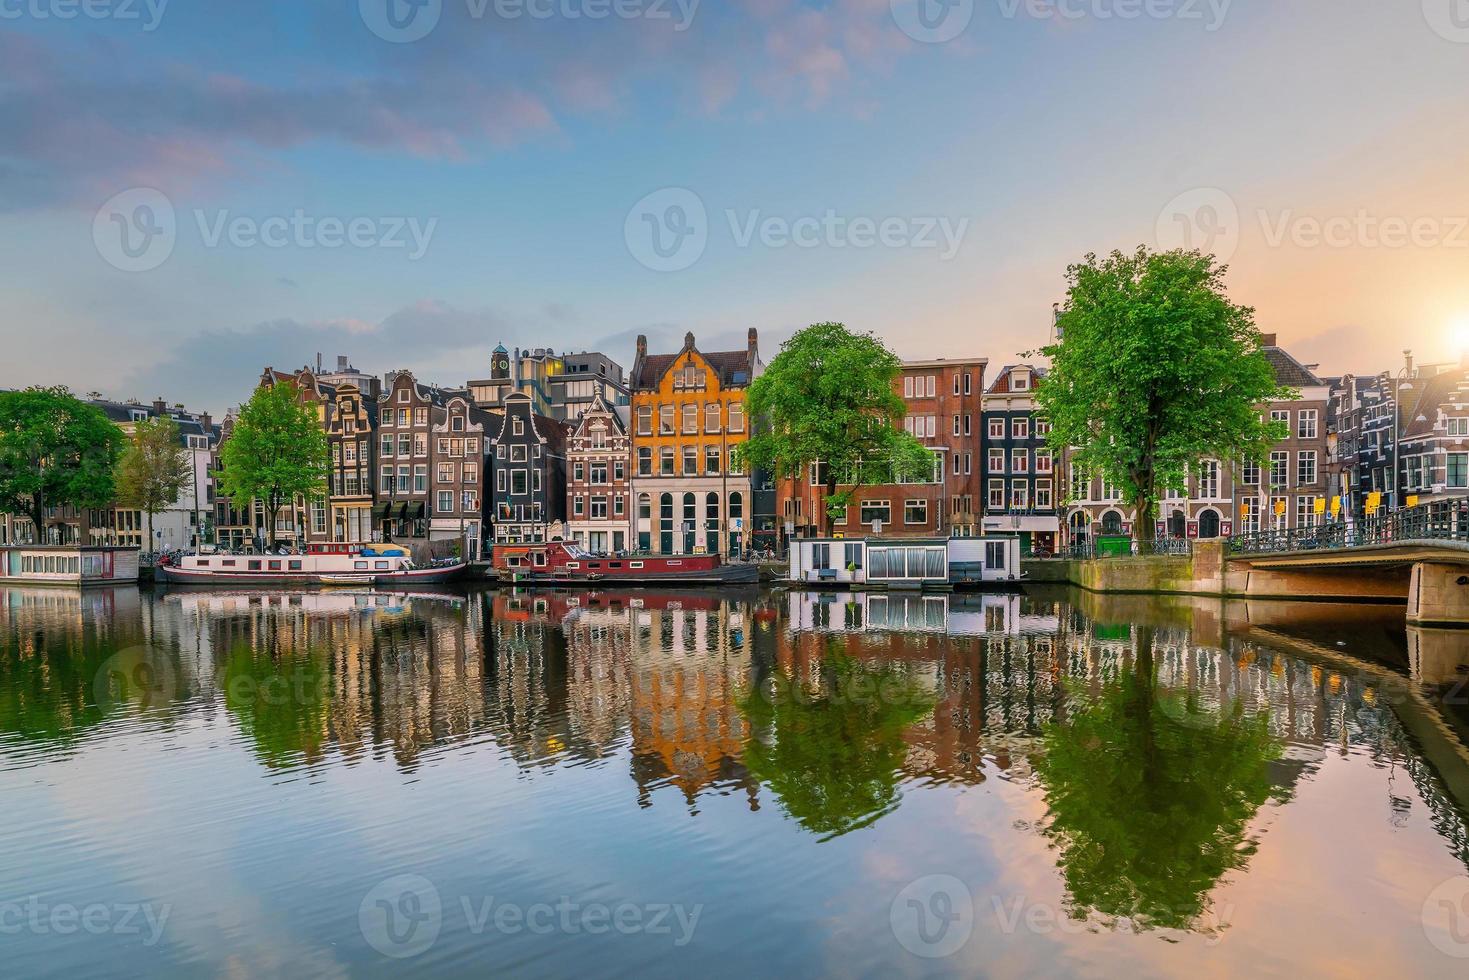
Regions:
[[114, 414, 193, 549], [216, 382, 329, 548], [1033, 628, 1281, 932], [736, 322, 935, 535], [741, 648, 934, 839], [1040, 248, 1288, 551], [0, 387, 122, 543]]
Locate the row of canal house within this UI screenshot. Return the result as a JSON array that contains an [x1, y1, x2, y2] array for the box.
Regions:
[[202, 328, 1362, 558]]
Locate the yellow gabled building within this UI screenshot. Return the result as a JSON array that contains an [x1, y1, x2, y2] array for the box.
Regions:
[[628, 330, 761, 555]]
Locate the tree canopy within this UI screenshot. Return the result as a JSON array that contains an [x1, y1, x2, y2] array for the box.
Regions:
[[216, 382, 329, 546], [0, 386, 123, 540], [114, 414, 194, 547], [1039, 247, 1289, 548], [736, 322, 935, 533]]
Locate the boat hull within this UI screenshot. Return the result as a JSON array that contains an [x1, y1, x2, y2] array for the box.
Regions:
[[497, 563, 760, 588], [157, 563, 471, 589]]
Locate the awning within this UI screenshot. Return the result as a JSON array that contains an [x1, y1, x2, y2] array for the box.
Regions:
[[404, 502, 425, 520], [371, 503, 392, 521]]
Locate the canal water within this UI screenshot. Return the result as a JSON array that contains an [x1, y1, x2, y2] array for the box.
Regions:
[[2, 585, 1469, 978]]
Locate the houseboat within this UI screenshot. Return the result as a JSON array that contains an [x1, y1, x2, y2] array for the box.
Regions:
[[0, 546, 140, 586], [158, 543, 469, 588], [489, 540, 760, 586], [786, 536, 1022, 590]]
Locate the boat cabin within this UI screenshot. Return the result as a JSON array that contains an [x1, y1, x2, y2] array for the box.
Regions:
[[787, 536, 1021, 589], [0, 546, 141, 586]]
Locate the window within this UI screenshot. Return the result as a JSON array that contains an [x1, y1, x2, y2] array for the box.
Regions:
[[637, 406, 652, 435], [1012, 418, 1029, 439], [1199, 460, 1220, 498], [1010, 484, 1029, 509], [451, 415, 465, 432], [660, 447, 675, 475], [590, 462, 608, 485], [705, 446, 721, 474], [927, 376, 936, 397], [1297, 451, 1317, 486], [381, 434, 393, 458], [903, 376, 913, 398], [682, 404, 698, 434], [573, 495, 586, 517], [380, 408, 392, 425], [437, 463, 454, 483], [413, 433, 427, 456], [953, 415, 960, 437], [591, 496, 608, 519], [705, 403, 721, 433], [728, 403, 745, 432], [438, 490, 454, 513], [1269, 451, 1289, 487], [904, 499, 927, 524], [989, 448, 1005, 473], [1036, 418, 1050, 437], [1241, 458, 1260, 485], [1035, 479, 1053, 509], [844, 542, 863, 569], [414, 465, 428, 492], [414, 408, 428, 427], [964, 373, 972, 396], [659, 405, 674, 434], [683, 446, 697, 475], [463, 463, 477, 485], [398, 433, 411, 457], [512, 416, 524, 436], [511, 445, 527, 463], [396, 465, 410, 493], [859, 500, 891, 525], [1297, 495, 1318, 528], [461, 490, 478, 512], [638, 447, 653, 476], [398, 409, 409, 427], [381, 465, 393, 490], [1012, 449, 1028, 473], [988, 417, 1005, 439], [1449, 453, 1469, 489], [1271, 409, 1290, 426], [953, 375, 960, 396], [1448, 418, 1469, 437], [1297, 410, 1318, 439], [1035, 449, 1052, 473], [963, 414, 971, 437], [511, 470, 528, 495], [1270, 495, 1288, 530]]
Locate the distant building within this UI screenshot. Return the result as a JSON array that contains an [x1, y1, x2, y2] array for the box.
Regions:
[[776, 357, 986, 545], [565, 391, 633, 552], [375, 370, 442, 551], [488, 392, 568, 543], [550, 351, 630, 421], [629, 331, 761, 555], [470, 345, 629, 421], [982, 364, 1058, 555]]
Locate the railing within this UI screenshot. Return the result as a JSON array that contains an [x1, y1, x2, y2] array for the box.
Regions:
[[1227, 498, 1469, 555], [1053, 537, 1191, 560]]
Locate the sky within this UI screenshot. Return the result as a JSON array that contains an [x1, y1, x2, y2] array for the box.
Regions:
[[4, 0, 1469, 414]]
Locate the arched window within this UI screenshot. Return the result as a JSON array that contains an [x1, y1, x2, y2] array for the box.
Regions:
[[729, 492, 744, 519], [1101, 510, 1123, 535], [659, 493, 673, 521], [1199, 508, 1221, 539], [683, 493, 697, 521], [639, 493, 652, 520], [1168, 510, 1186, 538], [706, 492, 720, 521], [705, 403, 720, 433]]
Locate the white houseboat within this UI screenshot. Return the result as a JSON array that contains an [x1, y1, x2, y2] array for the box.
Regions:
[[787, 536, 1022, 590], [0, 546, 141, 586], [159, 543, 468, 588]]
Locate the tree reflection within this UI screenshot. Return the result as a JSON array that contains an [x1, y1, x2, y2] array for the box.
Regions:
[[221, 643, 332, 767], [741, 647, 934, 840], [1034, 626, 1281, 931]]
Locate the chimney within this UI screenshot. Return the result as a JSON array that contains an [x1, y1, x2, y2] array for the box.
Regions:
[[337, 355, 348, 372], [748, 327, 758, 356], [1260, 333, 1277, 347], [152, 397, 167, 414], [683, 331, 696, 351], [201, 412, 213, 432], [1404, 349, 1415, 376], [636, 335, 647, 359]]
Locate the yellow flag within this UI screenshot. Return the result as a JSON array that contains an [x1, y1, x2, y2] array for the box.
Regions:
[[1273, 499, 1286, 517], [1331, 496, 1341, 517], [1406, 494, 1419, 508], [1313, 498, 1326, 515]]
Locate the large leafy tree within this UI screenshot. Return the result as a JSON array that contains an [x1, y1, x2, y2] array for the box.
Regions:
[[0, 387, 123, 542], [1040, 248, 1289, 551], [736, 322, 935, 535], [114, 414, 193, 549], [217, 382, 329, 548]]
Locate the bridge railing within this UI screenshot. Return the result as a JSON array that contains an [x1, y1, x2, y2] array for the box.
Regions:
[[1227, 498, 1469, 555]]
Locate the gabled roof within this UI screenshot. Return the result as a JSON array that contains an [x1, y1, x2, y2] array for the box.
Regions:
[[1262, 342, 1323, 388], [1401, 367, 1469, 440], [629, 330, 760, 391], [985, 364, 1046, 395], [569, 391, 627, 441]]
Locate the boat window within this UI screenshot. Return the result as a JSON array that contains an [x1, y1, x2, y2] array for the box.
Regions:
[[609, 562, 622, 569], [533, 552, 547, 567], [197, 559, 209, 567], [667, 560, 682, 566], [289, 561, 303, 571], [249, 560, 262, 571], [375, 561, 389, 570], [222, 559, 236, 567], [629, 561, 644, 569], [588, 563, 601, 569], [269, 561, 282, 571], [566, 562, 580, 569], [355, 561, 368, 570], [506, 556, 521, 567]]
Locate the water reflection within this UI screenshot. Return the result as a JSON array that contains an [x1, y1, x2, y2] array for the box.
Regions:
[[2, 584, 1469, 975]]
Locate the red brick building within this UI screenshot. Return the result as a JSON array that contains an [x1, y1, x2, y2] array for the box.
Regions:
[[776, 357, 986, 546]]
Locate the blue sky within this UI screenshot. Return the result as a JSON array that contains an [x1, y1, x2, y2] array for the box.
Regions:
[[4, 0, 1469, 412]]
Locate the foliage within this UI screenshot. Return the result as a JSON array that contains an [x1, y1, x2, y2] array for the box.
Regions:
[[741, 647, 934, 839], [1039, 248, 1289, 547], [736, 322, 935, 532], [221, 642, 332, 767], [1032, 629, 1281, 933], [216, 382, 329, 545], [114, 414, 194, 545], [0, 387, 123, 538]]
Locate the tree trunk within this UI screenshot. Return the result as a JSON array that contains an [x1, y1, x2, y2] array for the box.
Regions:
[[823, 475, 839, 537], [1135, 494, 1157, 555], [28, 494, 44, 546], [146, 510, 154, 553], [267, 492, 280, 551]]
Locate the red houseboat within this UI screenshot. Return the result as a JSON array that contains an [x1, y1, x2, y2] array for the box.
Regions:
[[490, 541, 759, 587]]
